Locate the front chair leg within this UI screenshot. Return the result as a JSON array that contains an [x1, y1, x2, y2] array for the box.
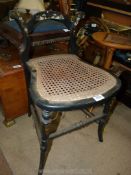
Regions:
[[38, 110, 52, 175], [38, 138, 48, 175], [98, 99, 112, 142]]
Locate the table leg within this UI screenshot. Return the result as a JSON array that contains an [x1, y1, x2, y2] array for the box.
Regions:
[[104, 47, 115, 69], [3, 120, 16, 127]]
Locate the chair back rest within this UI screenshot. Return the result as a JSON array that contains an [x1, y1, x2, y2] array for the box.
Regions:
[[10, 10, 74, 85], [10, 10, 72, 62]]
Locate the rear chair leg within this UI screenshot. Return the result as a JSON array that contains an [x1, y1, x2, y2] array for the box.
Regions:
[[98, 99, 112, 142], [98, 119, 105, 142]]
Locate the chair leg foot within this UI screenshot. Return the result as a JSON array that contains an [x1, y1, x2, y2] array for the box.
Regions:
[[38, 169, 43, 175], [38, 140, 48, 175], [98, 120, 105, 142]]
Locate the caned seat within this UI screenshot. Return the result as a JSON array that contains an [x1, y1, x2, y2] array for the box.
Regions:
[[28, 54, 117, 107], [11, 14, 121, 175]]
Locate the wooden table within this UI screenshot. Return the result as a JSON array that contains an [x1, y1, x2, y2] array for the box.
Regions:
[[92, 32, 131, 69], [0, 45, 28, 127]]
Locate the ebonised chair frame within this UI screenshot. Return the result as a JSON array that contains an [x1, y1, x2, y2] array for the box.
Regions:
[[12, 14, 121, 175]]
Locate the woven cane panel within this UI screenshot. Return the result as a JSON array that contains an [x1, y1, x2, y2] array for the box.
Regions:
[[28, 54, 117, 102]]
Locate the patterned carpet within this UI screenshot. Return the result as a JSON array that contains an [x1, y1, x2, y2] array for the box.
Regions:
[[0, 148, 13, 175]]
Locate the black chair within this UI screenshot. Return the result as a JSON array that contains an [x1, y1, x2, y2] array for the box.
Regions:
[[12, 15, 121, 175]]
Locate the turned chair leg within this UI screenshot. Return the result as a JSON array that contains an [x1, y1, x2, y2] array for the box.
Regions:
[[38, 111, 61, 175], [38, 133, 48, 175], [38, 111, 50, 175]]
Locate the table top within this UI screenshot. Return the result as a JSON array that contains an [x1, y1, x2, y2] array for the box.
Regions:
[[92, 32, 131, 50], [0, 45, 22, 77]]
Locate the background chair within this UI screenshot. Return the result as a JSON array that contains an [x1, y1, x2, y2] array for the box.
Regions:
[[0, 0, 75, 55], [0, 9, 72, 53], [0, 0, 86, 55], [12, 14, 120, 175]]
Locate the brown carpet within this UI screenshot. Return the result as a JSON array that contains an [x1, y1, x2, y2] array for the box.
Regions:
[[0, 148, 13, 175]]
